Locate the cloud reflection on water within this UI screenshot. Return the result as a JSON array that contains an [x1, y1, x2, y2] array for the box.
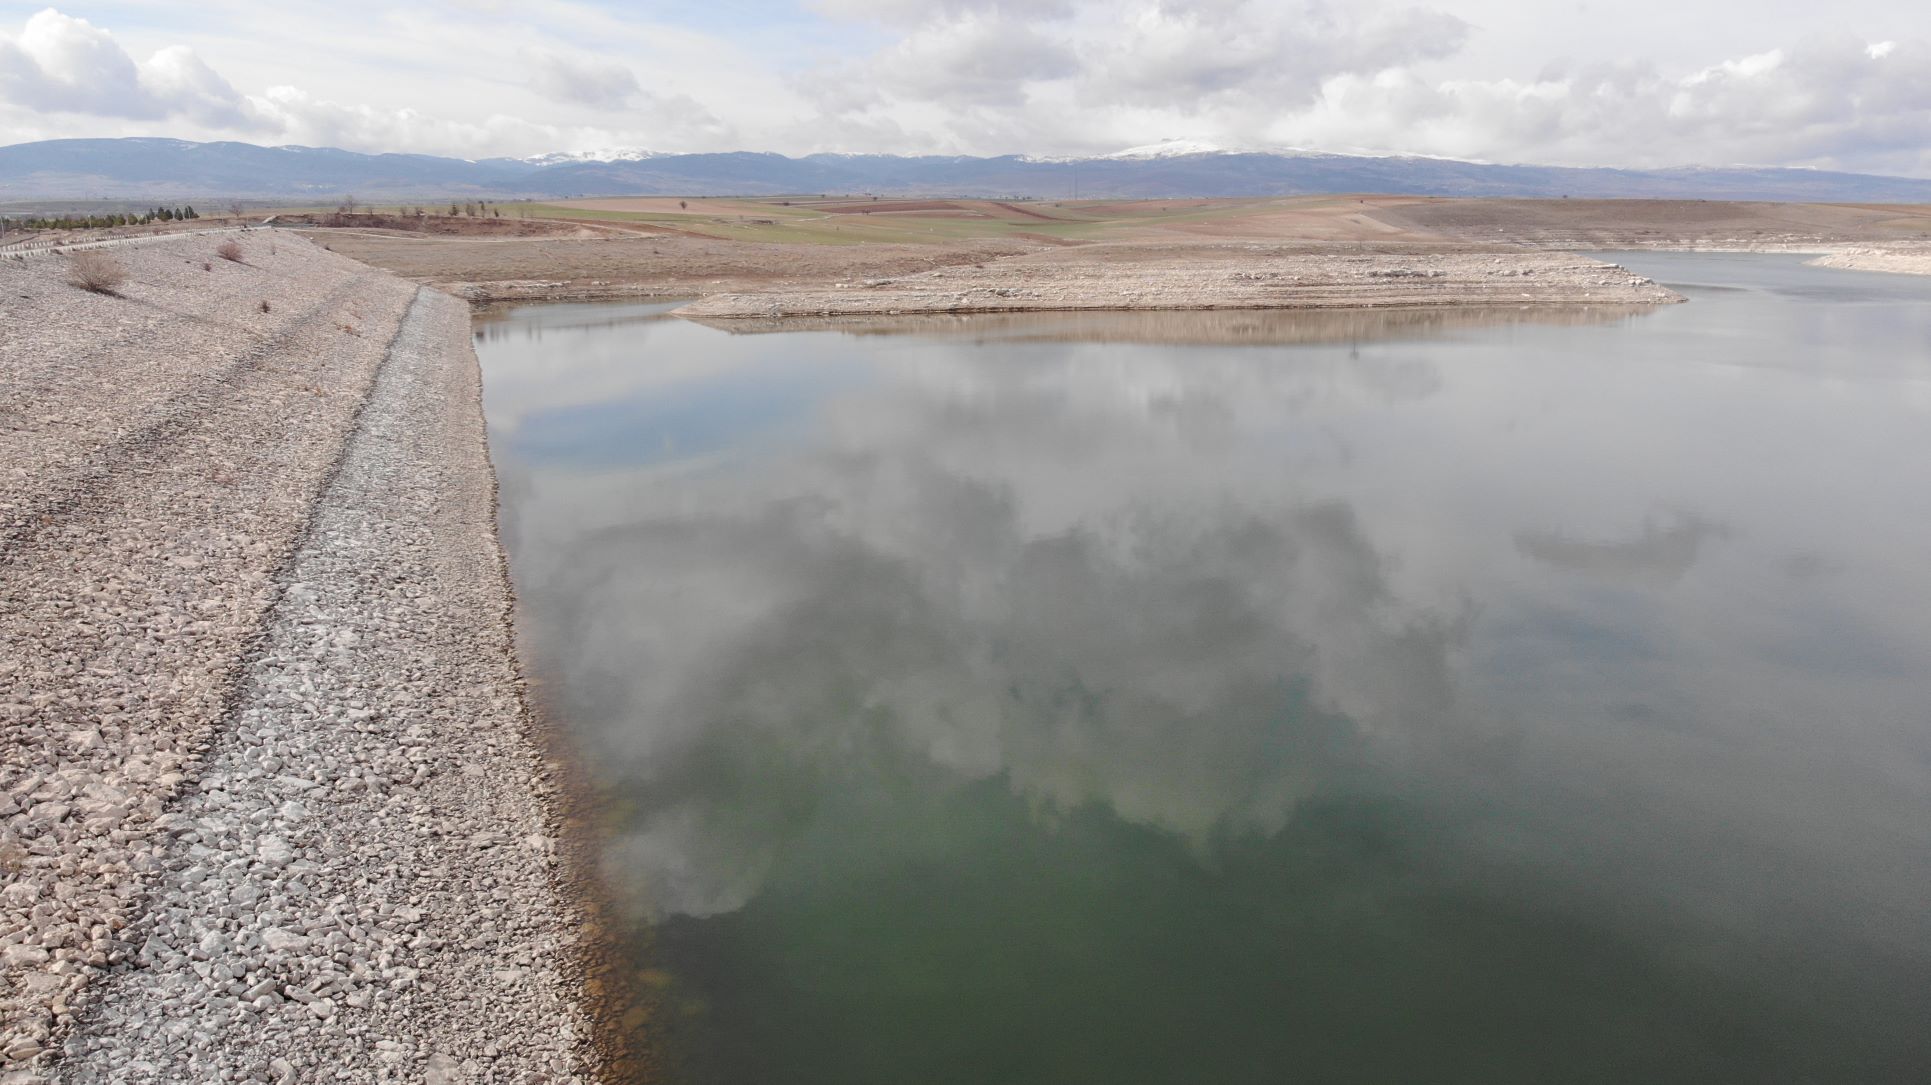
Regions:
[[517, 339, 1480, 918], [482, 274, 1931, 965], [480, 274, 1931, 1079]]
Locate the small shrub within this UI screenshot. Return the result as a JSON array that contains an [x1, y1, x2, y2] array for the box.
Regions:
[[258, 299, 271, 313], [216, 240, 243, 262], [66, 251, 128, 294], [202, 261, 212, 271]]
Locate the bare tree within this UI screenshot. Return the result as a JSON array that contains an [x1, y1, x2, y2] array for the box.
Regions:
[[228, 199, 246, 219], [340, 195, 359, 215]]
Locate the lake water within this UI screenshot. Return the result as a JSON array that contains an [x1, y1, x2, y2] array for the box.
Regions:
[[474, 254, 1931, 1084]]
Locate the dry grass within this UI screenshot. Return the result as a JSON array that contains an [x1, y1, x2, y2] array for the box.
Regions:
[[65, 250, 129, 294], [216, 239, 244, 262]]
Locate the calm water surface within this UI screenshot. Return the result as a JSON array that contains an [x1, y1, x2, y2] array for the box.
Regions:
[[475, 254, 1931, 1083]]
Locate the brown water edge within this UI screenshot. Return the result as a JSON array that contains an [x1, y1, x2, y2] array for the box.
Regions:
[[682, 302, 1665, 346], [509, 655, 663, 1085], [471, 299, 689, 329], [473, 322, 663, 1085]]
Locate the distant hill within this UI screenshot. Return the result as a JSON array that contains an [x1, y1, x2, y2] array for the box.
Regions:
[[4, 137, 1930, 203]]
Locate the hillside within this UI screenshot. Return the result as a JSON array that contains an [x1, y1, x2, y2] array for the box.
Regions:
[[5, 138, 1931, 203]]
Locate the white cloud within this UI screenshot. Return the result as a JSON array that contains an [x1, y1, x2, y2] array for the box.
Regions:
[[1280, 36, 1931, 176], [526, 48, 641, 110], [140, 45, 256, 128], [809, 0, 1079, 26], [0, 8, 253, 126], [1080, 2, 1466, 109], [245, 84, 522, 155], [802, 0, 1468, 140], [0, 4, 1928, 176]]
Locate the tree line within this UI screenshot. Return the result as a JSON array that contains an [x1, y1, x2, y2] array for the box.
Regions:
[[11, 207, 201, 229]]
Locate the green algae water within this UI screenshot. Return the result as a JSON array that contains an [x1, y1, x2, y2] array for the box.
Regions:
[[475, 254, 1931, 1083]]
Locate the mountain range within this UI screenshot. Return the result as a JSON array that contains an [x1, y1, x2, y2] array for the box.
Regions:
[[4, 137, 1931, 203]]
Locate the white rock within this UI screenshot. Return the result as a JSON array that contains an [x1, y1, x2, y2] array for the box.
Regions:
[[259, 927, 308, 953]]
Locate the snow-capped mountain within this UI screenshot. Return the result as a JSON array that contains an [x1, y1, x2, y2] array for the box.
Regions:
[[1106, 139, 1232, 159], [519, 148, 666, 166]]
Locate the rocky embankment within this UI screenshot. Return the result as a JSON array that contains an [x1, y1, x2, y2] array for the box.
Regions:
[[0, 235, 591, 1082], [1808, 246, 1931, 276], [682, 301, 1660, 344], [677, 245, 1683, 319]]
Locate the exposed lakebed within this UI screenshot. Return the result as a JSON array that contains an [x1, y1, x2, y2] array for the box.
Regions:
[[475, 254, 1931, 1084]]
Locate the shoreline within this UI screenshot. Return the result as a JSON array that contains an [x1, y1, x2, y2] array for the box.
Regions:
[[673, 248, 1683, 320], [436, 240, 1931, 311]]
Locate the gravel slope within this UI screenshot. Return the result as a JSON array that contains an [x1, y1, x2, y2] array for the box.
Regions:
[[2, 234, 414, 1072], [0, 236, 592, 1082]]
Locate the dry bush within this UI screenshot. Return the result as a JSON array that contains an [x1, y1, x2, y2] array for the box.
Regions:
[[66, 251, 128, 294], [258, 299, 271, 313], [216, 239, 244, 262], [202, 261, 212, 271]]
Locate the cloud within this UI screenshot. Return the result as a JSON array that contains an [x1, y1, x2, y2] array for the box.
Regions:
[[1080, 2, 1467, 110], [804, 0, 1468, 138], [493, 327, 1484, 919], [526, 48, 641, 110], [1286, 35, 1931, 175], [870, 12, 1079, 107], [0, 6, 742, 157], [789, 3, 1931, 172], [809, 0, 1079, 26], [244, 84, 522, 156], [1, 5, 1929, 175], [140, 46, 256, 128], [0, 8, 254, 127]]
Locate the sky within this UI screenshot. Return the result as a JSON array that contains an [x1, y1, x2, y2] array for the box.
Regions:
[[0, 1, 1926, 175]]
